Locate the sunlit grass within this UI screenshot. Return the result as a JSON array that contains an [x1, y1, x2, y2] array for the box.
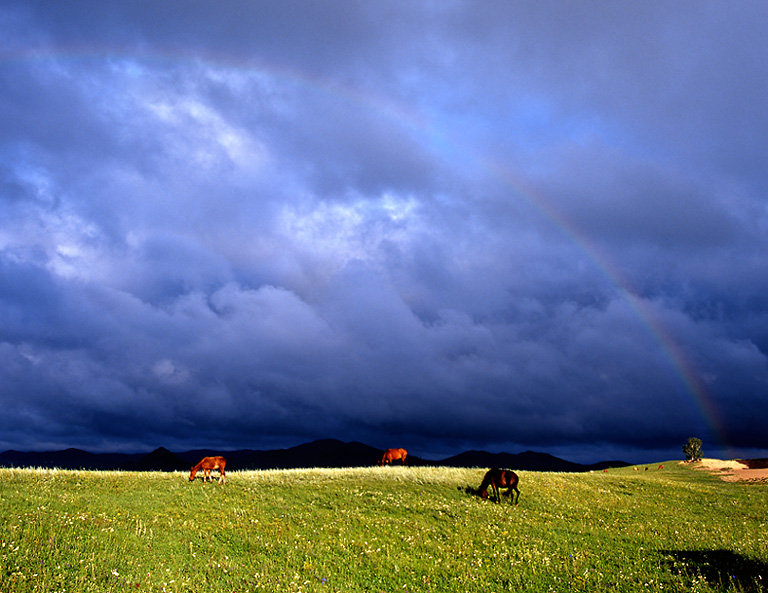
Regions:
[[1, 463, 766, 591]]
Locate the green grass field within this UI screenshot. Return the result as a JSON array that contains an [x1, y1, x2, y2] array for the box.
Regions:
[[1, 462, 766, 592]]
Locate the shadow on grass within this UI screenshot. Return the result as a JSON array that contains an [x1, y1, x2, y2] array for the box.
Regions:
[[660, 549, 768, 592]]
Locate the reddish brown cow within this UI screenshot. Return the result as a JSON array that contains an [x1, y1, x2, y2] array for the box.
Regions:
[[379, 448, 408, 466], [189, 456, 227, 484]]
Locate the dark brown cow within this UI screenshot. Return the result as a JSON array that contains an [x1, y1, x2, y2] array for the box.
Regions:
[[479, 467, 520, 505]]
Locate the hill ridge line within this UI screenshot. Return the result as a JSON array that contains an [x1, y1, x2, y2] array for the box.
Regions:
[[0, 438, 630, 472]]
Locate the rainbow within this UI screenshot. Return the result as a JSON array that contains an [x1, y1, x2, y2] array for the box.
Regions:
[[5, 44, 728, 450], [483, 158, 728, 450]]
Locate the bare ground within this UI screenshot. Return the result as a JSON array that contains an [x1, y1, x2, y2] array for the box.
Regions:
[[683, 458, 768, 483]]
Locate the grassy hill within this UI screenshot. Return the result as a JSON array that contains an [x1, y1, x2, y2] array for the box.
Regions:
[[0, 463, 765, 592]]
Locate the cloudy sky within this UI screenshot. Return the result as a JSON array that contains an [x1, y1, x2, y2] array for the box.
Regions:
[[1, 1, 766, 463]]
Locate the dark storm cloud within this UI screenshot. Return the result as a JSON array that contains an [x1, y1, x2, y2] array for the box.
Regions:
[[0, 1, 767, 462]]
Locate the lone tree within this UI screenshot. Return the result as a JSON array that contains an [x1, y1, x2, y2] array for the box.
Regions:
[[682, 437, 703, 462]]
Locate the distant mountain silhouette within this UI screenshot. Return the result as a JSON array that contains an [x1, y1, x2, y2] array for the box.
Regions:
[[0, 439, 629, 472], [179, 439, 404, 469], [438, 449, 626, 472], [0, 448, 144, 470], [440, 450, 577, 471], [123, 447, 188, 471]]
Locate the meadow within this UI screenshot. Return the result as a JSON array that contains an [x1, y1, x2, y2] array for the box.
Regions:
[[0, 462, 766, 592]]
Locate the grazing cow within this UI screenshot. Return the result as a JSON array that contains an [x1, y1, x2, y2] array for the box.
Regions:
[[189, 456, 227, 484], [478, 468, 520, 506], [379, 448, 408, 466]]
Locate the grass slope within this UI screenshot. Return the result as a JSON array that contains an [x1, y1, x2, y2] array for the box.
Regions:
[[1, 463, 766, 592]]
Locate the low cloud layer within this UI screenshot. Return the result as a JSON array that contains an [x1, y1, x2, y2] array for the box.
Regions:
[[1, 1, 767, 462]]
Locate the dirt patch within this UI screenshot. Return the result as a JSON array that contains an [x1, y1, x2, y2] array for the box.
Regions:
[[682, 458, 768, 483]]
